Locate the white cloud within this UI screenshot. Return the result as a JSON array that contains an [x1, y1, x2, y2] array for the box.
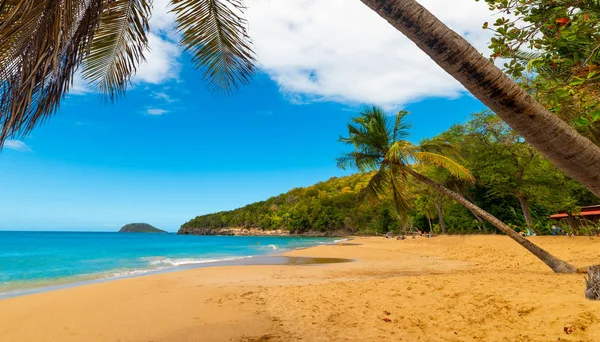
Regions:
[[134, 33, 181, 85], [245, 0, 497, 108], [69, 72, 91, 95], [149, 0, 178, 39], [152, 91, 177, 103], [146, 108, 168, 116], [133, 0, 181, 84], [4, 140, 32, 152]]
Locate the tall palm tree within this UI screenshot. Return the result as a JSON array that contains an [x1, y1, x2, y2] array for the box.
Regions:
[[359, 0, 600, 198], [338, 106, 579, 274], [0, 0, 255, 144]]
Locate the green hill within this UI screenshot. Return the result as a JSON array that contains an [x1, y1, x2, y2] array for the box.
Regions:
[[179, 173, 399, 235], [119, 223, 166, 233]]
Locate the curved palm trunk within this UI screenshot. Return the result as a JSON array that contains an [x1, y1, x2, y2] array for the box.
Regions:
[[405, 168, 578, 274], [360, 0, 600, 197], [435, 200, 446, 234]]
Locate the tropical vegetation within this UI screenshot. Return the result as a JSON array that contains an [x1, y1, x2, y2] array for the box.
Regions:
[[182, 106, 597, 272], [182, 109, 597, 238], [360, 0, 600, 197], [339, 107, 580, 273]]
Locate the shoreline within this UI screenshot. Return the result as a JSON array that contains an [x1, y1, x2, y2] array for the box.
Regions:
[[0, 237, 350, 300], [1, 236, 599, 341], [177, 226, 352, 236]]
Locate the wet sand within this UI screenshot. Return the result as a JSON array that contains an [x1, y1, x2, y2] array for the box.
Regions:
[[1, 236, 599, 341]]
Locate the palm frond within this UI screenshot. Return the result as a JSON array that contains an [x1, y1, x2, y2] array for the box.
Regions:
[[513, 49, 543, 62], [361, 165, 389, 202], [412, 152, 475, 183], [389, 164, 411, 216], [392, 110, 410, 143], [172, 0, 256, 93], [0, 0, 104, 145], [336, 151, 380, 172], [81, 0, 151, 99], [386, 140, 414, 165]]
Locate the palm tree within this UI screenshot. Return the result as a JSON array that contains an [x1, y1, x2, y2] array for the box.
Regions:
[[359, 0, 600, 198], [338, 106, 578, 273], [0, 0, 255, 144]]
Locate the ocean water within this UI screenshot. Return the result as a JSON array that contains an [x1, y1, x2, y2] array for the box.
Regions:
[[0, 231, 339, 296]]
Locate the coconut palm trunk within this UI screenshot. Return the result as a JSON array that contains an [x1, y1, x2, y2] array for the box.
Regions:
[[435, 200, 446, 234], [516, 193, 535, 233], [360, 0, 600, 197], [403, 167, 578, 273]]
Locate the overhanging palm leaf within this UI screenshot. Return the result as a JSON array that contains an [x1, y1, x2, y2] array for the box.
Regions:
[[0, 0, 104, 143], [172, 0, 256, 93], [82, 0, 151, 99], [0, 0, 257, 147]]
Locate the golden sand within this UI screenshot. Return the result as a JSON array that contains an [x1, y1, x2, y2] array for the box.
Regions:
[[1, 236, 599, 341]]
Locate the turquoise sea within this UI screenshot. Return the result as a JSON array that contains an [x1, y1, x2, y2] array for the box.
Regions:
[[0, 231, 340, 297]]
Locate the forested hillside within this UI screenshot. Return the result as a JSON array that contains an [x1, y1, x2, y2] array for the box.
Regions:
[[180, 173, 400, 235], [181, 112, 598, 236]]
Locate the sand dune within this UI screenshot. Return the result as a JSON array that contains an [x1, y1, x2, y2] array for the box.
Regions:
[[0, 236, 599, 341]]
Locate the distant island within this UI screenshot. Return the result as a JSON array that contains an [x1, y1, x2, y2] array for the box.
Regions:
[[119, 223, 166, 233]]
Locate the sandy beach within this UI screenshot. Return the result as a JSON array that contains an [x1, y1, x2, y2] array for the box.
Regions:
[[1, 235, 599, 341]]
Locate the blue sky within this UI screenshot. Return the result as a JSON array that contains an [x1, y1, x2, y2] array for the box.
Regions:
[[0, 0, 493, 231]]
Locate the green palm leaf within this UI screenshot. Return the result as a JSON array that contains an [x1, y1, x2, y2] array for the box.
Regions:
[[389, 164, 411, 216], [411, 151, 475, 183], [393, 110, 410, 142], [0, 0, 260, 147], [172, 0, 256, 93], [361, 165, 389, 201]]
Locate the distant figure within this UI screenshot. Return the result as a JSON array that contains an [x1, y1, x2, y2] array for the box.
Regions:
[[257, 241, 260, 245]]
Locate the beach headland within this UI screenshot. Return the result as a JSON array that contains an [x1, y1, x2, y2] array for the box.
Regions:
[[1, 235, 599, 341]]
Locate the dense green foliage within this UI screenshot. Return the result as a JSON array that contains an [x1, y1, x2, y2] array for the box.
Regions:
[[119, 223, 166, 233], [419, 111, 598, 235], [481, 0, 600, 143], [181, 173, 407, 234], [182, 110, 597, 236], [337, 107, 475, 234]]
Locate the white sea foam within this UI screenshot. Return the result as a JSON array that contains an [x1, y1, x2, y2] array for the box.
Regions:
[[143, 256, 253, 267], [108, 268, 159, 278], [266, 244, 279, 250], [333, 238, 349, 243]]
